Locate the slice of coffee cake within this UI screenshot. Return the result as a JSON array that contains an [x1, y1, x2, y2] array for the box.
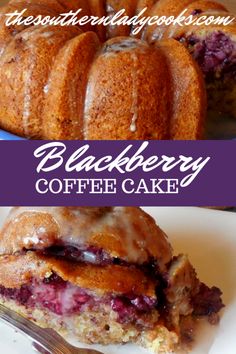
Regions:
[[0, 207, 224, 353]]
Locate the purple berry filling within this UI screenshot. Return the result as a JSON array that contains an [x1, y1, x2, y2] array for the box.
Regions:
[[192, 283, 225, 317], [185, 31, 236, 78], [191, 9, 203, 16], [0, 274, 157, 323], [111, 294, 157, 322], [0, 285, 32, 305], [42, 246, 160, 278], [43, 245, 113, 266]]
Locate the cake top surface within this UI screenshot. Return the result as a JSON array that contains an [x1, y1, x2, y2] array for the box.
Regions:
[[0, 207, 172, 268]]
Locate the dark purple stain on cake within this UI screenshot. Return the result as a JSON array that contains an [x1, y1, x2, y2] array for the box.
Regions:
[[192, 283, 225, 317], [42, 246, 161, 278], [0, 285, 32, 305], [191, 9, 203, 16], [185, 31, 236, 78], [43, 245, 112, 266], [0, 274, 157, 322], [111, 294, 157, 323]]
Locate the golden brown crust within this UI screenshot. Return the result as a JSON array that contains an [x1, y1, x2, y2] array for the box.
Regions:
[[150, 0, 196, 18], [9, 0, 65, 12], [88, 0, 107, 41], [172, 22, 236, 41], [0, 25, 81, 138], [181, 0, 227, 16], [144, 0, 230, 41], [0, 2, 59, 52], [42, 32, 100, 140], [132, 0, 157, 38], [136, 0, 157, 13], [106, 0, 138, 38], [0, 252, 156, 296], [55, 0, 92, 32], [56, 0, 90, 13], [166, 0, 229, 38], [84, 37, 171, 140], [0, 207, 172, 269], [144, 0, 196, 41], [156, 39, 206, 139], [164, 12, 236, 40]]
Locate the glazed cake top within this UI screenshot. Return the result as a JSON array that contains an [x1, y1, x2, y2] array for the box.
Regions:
[[0, 207, 172, 269]]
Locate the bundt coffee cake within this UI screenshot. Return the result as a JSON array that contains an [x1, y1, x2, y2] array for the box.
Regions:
[[0, 207, 224, 353], [0, 0, 234, 139], [143, 0, 236, 119]]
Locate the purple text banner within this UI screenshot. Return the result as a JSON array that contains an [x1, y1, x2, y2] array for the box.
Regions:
[[0, 140, 235, 206]]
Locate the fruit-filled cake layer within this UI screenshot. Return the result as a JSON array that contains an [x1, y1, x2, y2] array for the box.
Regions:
[[180, 30, 236, 118], [186, 32, 235, 78], [0, 251, 173, 350], [0, 207, 224, 353], [0, 273, 157, 323], [0, 252, 224, 337]]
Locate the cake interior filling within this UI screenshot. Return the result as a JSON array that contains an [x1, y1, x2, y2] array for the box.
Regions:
[[183, 31, 236, 116], [0, 273, 157, 325], [0, 240, 225, 325], [43, 245, 114, 266], [0, 252, 224, 329], [41, 245, 160, 276], [0, 241, 224, 331]]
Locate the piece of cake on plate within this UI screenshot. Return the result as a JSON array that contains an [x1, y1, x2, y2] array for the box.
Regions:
[[0, 207, 224, 353]]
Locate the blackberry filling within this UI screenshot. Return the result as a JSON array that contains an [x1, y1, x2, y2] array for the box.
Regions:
[[191, 9, 203, 16], [186, 32, 236, 78], [0, 273, 157, 324], [180, 31, 236, 117], [192, 283, 224, 317], [41, 246, 171, 312], [42, 245, 161, 275], [43, 245, 112, 265]]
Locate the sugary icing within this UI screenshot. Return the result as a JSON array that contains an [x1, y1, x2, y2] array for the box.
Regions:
[[43, 83, 49, 94], [22, 67, 33, 136], [106, 3, 116, 37], [21, 26, 55, 41], [102, 38, 147, 55], [39, 31, 54, 39], [130, 52, 139, 133], [0, 207, 172, 267], [21, 27, 55, 136], [83, 73, 94, 139]]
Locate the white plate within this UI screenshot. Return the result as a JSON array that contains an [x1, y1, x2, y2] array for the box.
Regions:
[[0, 207, 236, 354]]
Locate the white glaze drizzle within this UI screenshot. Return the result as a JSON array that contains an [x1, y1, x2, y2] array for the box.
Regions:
[[23, 234, 43, 246], [0, 46, 5, 57], [102, 38, 145, 56], [83, 75, 93, 139], [2, 207, 173, 269], [106, 3, 116, 36], [21, 26, 60, 136], [22, 65, 33, 136], [43, 83, 49, 94], [130, 52, 139, 133], [4, 207, 162, 264], [39, 31, 54, 38]]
